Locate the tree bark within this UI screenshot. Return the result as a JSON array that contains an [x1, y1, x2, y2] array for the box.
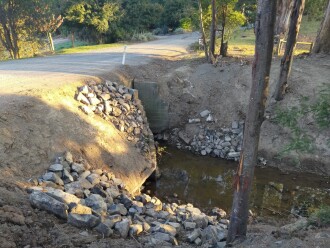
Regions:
[[219, 6, 227, 57], [274, 0, 305, 101], [198, 0, 208, 60], [71, 31, 75, 48], [313, 0, 330, 54], [209, 0, 216, 63], [227, 0, 277, 245], [275, 0, 294, 36], [0, 2, 20, 59]]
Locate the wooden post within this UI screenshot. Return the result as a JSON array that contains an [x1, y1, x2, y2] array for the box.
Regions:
[[227, 0, 277, 244], [310, 42, 314, 53], [122, 45, 127, 65], [277, 39, 283, 55], [274, 0, 305, 101]]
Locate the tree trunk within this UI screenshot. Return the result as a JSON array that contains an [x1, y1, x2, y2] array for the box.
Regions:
[[220, 41, 228, 57], [8, 9, 20, 59], [198, 0, 208, 60], [227, 0, 277, 245], [209, 0, 216, 63], [275, 0, 294, 36], [275, 0, 305, 101], [219, 6, 227, 57], [47, 32, 55, 52], [71, 31, 75, 48], [0, 23, 14, 59], [313, 0, 330, 54], [0, 4, 19, 59]]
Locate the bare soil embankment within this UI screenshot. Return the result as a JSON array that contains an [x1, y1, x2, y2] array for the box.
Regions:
[[0, 78, 155, 193], [0, 74, 158, 247]]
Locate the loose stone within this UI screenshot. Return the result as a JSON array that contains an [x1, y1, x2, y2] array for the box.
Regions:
[[115, 219, 131, 238], [29, 191, 68, 219], [68, 213, 100, 228], [95, 222, 114, 237]]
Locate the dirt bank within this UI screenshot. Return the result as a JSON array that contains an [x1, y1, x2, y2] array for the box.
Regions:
[[116, 54, 330, 176], [0, 78, 155, 194], [0, 51, 329, 247]]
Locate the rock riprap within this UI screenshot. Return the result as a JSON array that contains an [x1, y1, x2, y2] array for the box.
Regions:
[[156, 114, 244, 161], [28, 152, 229, 246], [75, 82, 154, 156]]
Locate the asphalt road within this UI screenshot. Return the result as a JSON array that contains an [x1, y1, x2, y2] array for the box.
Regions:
[[0, 33, 198, 94]]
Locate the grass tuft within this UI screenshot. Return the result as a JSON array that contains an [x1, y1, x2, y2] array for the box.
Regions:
[[308, 205, 330, 227]]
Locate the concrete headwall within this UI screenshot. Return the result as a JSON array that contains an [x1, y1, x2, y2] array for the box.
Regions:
[[134, 81, 169, 133]]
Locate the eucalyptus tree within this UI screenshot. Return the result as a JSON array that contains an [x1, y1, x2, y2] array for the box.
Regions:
[[218, 0, 245, 56], [275, 0, 305, 100], [313, 0, 330, 53], [31, 0, 63, 51], [227, 0, 277, 244], [0, 0, 30, 59]]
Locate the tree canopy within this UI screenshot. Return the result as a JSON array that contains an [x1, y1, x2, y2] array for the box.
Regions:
[[1, 0, 328, 59]]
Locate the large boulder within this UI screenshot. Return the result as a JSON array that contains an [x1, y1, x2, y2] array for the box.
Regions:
[[29, 191, 68, 219]]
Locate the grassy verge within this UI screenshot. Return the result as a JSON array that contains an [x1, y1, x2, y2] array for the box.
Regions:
[[55, 40, 123, 54], [227, 18, 321, 57], [229, 28, 255, 56]]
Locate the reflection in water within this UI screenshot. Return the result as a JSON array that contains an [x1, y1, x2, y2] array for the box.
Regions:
[[147, 147, 330, 217]]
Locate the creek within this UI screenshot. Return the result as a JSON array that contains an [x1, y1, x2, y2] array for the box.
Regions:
[[146, 146, 330, 218]]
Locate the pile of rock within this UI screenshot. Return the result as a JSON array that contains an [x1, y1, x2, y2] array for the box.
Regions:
[[28, 152, 228, 247], [75, 82, 154, 155], [156, 110, 244, 161]]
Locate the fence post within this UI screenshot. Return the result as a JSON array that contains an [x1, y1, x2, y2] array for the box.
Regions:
[[310, 42, 314, 53], [277, 39, 283, 56], [122, 45, 127, 65]]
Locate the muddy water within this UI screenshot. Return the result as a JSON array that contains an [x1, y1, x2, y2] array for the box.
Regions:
[[147, 147, 330, 217]]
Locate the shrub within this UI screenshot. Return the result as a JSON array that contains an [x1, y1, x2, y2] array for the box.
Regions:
[[189, 41, 201, 51], [180, 17, 192, 31], [131, 32, 156, 42], [152, 28, 163, 35], [152, 27, 169, 36], [173, 28, 185, 35], [308, 205, 330, 227]]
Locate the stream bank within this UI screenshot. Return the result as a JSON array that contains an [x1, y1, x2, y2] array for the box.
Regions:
[[147, 146, 330, 219], [112, 54, 330, 176]]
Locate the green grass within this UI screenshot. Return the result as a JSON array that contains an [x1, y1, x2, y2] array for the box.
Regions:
[[226, 19, 321, 57], [55, 40, 123, 54], [229, 28, 256, 56], [299, 18, 321, 41], [55, 40, 89, 51]]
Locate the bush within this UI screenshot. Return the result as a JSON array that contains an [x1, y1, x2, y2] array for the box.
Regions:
[[189, 41, 201, 51], [152, 27, 169, 36], [308, 205, 330, 227], [173, 28, 185, 35], [131, 32, 156, 42], [180, 17, 192, 31]]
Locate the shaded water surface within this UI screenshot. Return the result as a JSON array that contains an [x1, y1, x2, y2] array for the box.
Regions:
[[148, 147, 330, 217]]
